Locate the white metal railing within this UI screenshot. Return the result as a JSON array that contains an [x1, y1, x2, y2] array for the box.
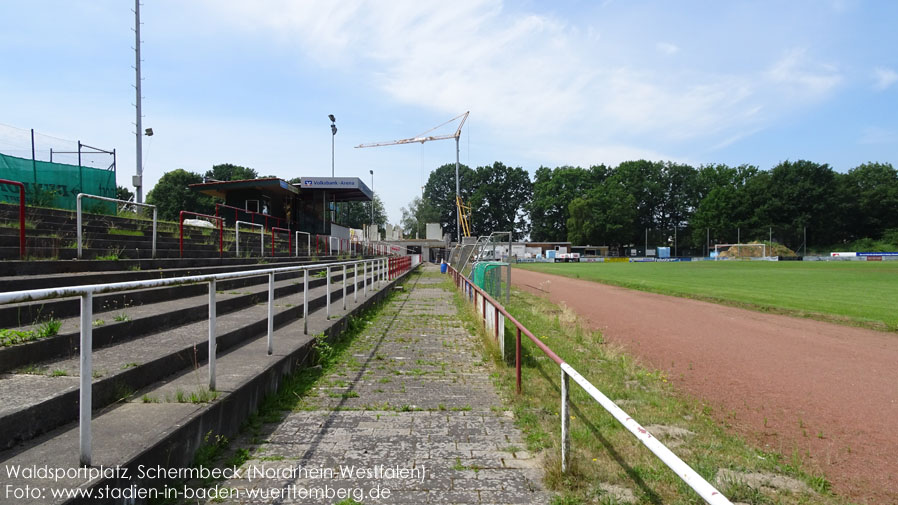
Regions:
[[450, 266, 733, 505], [0, 257, 393, 466], [77, 194, 157, 259], [295, 231, 311, 257], [236, 220, 264, 257]]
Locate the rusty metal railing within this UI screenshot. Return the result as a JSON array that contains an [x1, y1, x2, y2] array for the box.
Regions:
[[179, 211, 222, 258]]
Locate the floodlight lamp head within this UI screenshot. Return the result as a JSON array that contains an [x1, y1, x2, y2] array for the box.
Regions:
[[328, 114, 336, 123], [331, 124, 338, 135], [144, 128, 153, 136]]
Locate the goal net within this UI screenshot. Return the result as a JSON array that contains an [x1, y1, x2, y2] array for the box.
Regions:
[[714, 243, 767, 260]]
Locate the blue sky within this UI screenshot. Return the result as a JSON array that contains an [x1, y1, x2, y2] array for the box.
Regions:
[[1, 0, 896, 225]]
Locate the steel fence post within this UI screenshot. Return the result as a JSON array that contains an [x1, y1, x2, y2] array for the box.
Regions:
[[516, 328, 522, 394], [342, 264, 347, 310], [326, 266, 331, 319], [561, 368, 570, 473], [79, 292, 92, 466], [77, 194, 83, 259], [303, 269, 308, 334], [267, 272, 274, 355], [209, 280, 216, 390]]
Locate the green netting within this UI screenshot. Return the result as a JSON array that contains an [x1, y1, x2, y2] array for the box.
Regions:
[[472, 261, 507, 299], [0, 153, 116, 213]]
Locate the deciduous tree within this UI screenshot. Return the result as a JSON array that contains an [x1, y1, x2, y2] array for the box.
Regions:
[[146, 169, 216, 221]]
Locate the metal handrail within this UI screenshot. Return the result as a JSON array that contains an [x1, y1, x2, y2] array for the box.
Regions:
[[236, 220, 264, 257], [447, 265, 732, 505], [0, 256, 392, 466], [0, 179, 26, 258], [295, 231, 311, 257], [271, 226, 291, 256], [179, 211, 223, 258], [78, 193, 157, 259]]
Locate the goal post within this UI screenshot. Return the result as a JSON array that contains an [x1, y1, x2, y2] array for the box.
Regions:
[[713, 243, 767, 260]]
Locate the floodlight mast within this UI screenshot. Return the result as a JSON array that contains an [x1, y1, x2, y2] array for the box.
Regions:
[[356, 111, 470, 244]]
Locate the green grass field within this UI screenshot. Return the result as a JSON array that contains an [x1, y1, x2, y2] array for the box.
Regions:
[[516, 261, 898, 331]]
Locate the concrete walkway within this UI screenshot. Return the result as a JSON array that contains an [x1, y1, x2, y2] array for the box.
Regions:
[[216, 265, 548, 504]]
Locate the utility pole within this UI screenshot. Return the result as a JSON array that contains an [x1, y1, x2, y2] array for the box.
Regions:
[[134, 0, 144, 203]]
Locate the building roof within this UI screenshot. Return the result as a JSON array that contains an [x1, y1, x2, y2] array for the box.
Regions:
[[189, 176, 373, 202], [189, 178, 299, 199]]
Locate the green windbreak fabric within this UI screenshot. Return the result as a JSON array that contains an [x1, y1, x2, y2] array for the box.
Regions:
[[472, 261, 506, 299], [0, 153, 116, 212]]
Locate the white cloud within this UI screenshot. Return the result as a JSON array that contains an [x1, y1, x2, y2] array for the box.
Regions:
[[873, 66, 898, 91], [204, 1, 771, 147], [656, 42, 679, 55], [766, 48, 842, 98]]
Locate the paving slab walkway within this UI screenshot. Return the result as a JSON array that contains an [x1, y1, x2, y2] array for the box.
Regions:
[[214, 265, 549, 504]]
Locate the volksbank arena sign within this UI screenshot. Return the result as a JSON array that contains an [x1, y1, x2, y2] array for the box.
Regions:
[[297, 177, 373, 200]]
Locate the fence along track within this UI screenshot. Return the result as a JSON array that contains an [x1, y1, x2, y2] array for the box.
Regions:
[[448, 265, 733, 505]]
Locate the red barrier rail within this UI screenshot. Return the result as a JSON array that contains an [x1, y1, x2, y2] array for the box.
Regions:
[[179, 211, 223, 258], [446, 264, 733, 504], [0, 179, 26, 259], [388, 256, 412, 279], [447, 265, 562, 393], [270, 226, 291, 256], [215, 203, 286, 231]]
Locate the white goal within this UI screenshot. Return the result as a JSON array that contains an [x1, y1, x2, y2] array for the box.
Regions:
[[714, 243, 767, 260]]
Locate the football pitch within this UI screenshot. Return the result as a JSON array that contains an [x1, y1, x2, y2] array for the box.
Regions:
[[515, 260, 898, 331]]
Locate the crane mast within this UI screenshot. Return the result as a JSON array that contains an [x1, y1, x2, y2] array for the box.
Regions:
[[356, 111, 470, 243]]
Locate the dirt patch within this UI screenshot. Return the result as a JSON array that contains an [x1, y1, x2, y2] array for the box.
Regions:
[[716, 468, 812, 494], [718, 241, 795, 258], [513, 268, 898, 505], [597, 483, 637, 503], [644, 424, 695, 447]]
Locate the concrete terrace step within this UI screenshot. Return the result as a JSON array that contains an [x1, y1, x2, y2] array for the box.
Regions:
[[0, 264, 386, 450], [0, 260, 331, 325], [0, 264, 364, 370], [0, 267, 407, 505], [0, 203, 309, 261], [0, 255, 344, 281]]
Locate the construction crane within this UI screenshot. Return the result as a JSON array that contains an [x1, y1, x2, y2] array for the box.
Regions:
[[356, 111, 470, 243]]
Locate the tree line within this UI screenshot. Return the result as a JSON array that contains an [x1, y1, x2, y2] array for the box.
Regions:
[[402, 159, 898, 252]]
